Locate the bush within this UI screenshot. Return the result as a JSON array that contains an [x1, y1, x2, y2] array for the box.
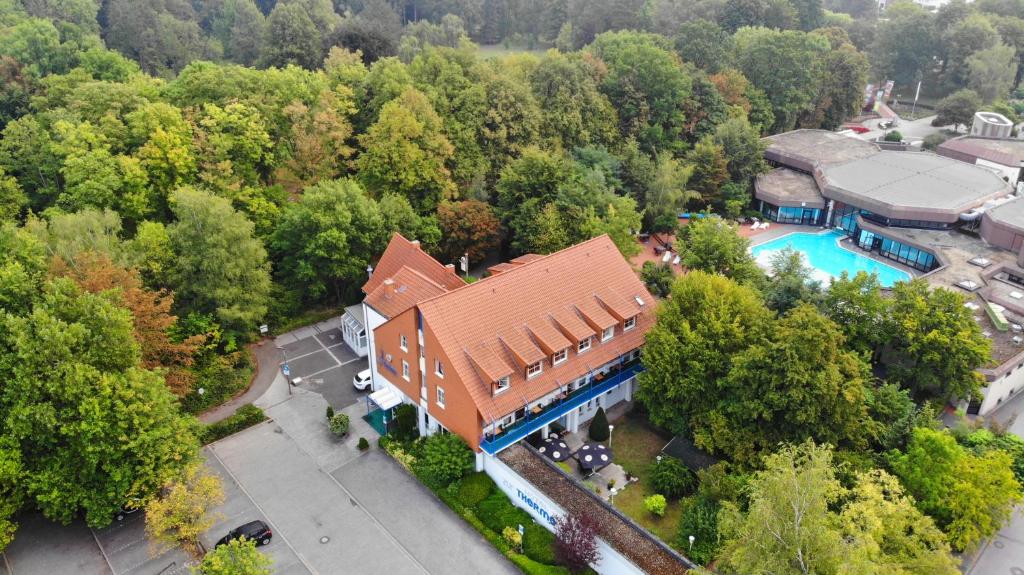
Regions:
[[651, 456, 696, 499], [416, 433, 475, 487], [478, 492, 532, 533], [922, 133, 948, 151], [181, 352, 253, 414], [883, 130, 903, 142], [457, 472, 496, 508], [394, 403, 419, 441], [358, 437, 370, 451], [326, 405, 334, 420], [645, 494, 667, 517], [503, 526, 523, 552], [522, 522, 557, 564], [677, 495, 721, 565], [199, 405, 267, 444], [588, 407, 609, 442], [329, 413, 350, 436]]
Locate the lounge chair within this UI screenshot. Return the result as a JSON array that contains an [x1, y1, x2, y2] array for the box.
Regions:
[[749, 220, 760, 230], [662, 251, 673, 263], [762, 222, 770, 230], [672, 254, 680, 265]]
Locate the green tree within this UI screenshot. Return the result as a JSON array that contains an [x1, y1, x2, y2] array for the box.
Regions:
[[933, 89, 983, 131], [260, 2, 322, 69], [636, 271, 773, 433], [968, 42, 1018, 103], [270, 179, 388, 303], [674, 20, 732, 73], [195, 537, 273, 575], [167, 187, 271, 330], [943, 14, 999, 90], [885, 280, 990, 402], [527, 202, 571, 255], [687, 138, 729, 206], [803, 33, 869, 130], [103, 0, 210, 76], [824, 271, 888, 356], [763, 248, 822, 313], [436, 199, 501, 264], [357, 86, 456, 213], [0, 166, 26, 221], [195, 102, 274, 191], [640, 261, 674, 298], [870, 3, 936, 84], [644, 154, 697, 233], [890, 427, 1022, 551], [528, 51, 618, 150], [713, 117, 768, 187], [677, 216, 763, 286]]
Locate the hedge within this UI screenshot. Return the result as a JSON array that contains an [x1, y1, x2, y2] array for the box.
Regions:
[[200, 404, 267, 444], [457, 472, 495, 508]]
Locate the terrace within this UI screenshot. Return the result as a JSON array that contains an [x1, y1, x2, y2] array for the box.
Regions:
[[479, 359, 644, 455]]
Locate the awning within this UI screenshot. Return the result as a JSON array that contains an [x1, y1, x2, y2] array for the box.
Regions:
[[369, 387, 402, 411]]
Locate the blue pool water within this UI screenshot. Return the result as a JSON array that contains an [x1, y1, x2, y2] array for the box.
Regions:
[[750, 231, 912, 287]]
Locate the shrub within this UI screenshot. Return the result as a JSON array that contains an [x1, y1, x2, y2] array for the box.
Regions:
[[199, 405, 267, 444], [478, 492, 532, 533], [196, 536, 272, 574], [883, 130, 903, 142], [652, 456, 696, 499], [522, 522, 557, 564], [554, 513, 600, 573], [417, 433, 475, 487], [329, 413, 350, 436], [503, 526, 523, 552], [326, 405, 334, 420], [588, 407, 609, 442], [358, 437, 370, 451], [645, 494, 667, 517], [677, 495, 721, 565], [922, 133, 948, 151], [394, 403, 419, 441], [457, 472, 495, 508]]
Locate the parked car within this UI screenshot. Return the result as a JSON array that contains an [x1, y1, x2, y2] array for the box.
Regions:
[[216, 520, 272, 547], [842, 123, 870, 134], [879, 119, 898, 130], [114, 497, 144, 521], [353, 368, 372, 390]]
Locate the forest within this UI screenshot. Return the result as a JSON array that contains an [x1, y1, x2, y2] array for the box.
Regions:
[[1, 0, 1023, 572]]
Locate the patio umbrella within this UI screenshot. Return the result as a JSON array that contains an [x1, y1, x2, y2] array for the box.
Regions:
[[577, 442, 613, 471], [538, 437, 571, 462]]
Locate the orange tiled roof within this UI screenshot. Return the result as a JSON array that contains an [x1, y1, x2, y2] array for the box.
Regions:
[[416, 235, 655, 421], [364, 266, 448, 319], [362, 233, 463, 296]]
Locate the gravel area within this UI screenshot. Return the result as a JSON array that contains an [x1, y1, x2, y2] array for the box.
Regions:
[[498, 444, 696, 575]]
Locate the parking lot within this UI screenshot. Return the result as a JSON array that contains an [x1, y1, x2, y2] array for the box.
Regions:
[[276, 325, 369, 410]]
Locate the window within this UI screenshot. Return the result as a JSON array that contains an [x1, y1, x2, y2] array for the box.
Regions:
[[552, 348, 568, 365], [578, 337, 592, 353], [400, 334, 407, 351], [435, 359, 444, 378], [602, 326, 614, 342], [436, 386, 445, 408], [527, 361, 543, 379], [624, 316, 636, 331], [495, 375, 510, 395], [402, 360, 409, 380]]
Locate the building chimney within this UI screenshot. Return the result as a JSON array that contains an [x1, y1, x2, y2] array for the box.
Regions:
[[410, 240, 420, 250], [445, 264, 455, 272], [383, 278, 396, 299]]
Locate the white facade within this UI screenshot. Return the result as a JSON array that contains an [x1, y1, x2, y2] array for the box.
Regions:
[[362, 302, 389, 393], [483, 454, 648, 575], [341, 305, 368, 357], [980, 356, 1024, 414]]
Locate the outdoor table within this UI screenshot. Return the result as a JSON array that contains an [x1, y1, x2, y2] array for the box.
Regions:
[[576, 442, 613, 471]]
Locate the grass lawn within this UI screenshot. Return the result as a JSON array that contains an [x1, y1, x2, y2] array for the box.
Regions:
[[606, 412, 685, 549]]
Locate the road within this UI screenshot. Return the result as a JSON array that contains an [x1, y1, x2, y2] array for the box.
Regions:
[[856, 113, 958, 146]]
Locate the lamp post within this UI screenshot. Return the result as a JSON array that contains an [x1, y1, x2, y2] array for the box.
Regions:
[[688, 535, 695, 551], [276, 346, 292, 396], [608, 425, 614, 448]]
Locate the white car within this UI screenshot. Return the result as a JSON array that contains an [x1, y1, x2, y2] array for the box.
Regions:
[[353, 369, 372, 390]]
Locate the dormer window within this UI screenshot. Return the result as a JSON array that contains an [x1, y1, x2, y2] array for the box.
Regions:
[[552, 348, 568, 365], [495, 376, 510, 395], [526, 361, 543, 379], [578, 337, 592, 353], [602, 326, 614, 342], [624, 316, 637, 331]]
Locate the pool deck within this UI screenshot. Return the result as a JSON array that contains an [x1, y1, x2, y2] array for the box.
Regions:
[[631, 223, 804, 275]]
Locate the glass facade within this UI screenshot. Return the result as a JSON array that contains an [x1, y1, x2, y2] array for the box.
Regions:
[[860, 212, 951, 230], [761, 202, 822, 225], [877, 236, 937, 271]]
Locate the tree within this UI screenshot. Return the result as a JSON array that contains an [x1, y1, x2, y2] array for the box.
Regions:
[[356, 86, 456, 213], [644, 154, 697, 233], [331, 0, 402, 63], [763, 248, 822, 313], [435, 200, 501, 264], [195, 102, 274, 191], [270, 178, 388, 303], [677, 496, 720, 566], [260, 2, 322, 69], [554, 513, 600, 573], [678, 217, 763, 285], [933, 89, 982, 132], [703, 304, 872, 463], [718, 442, 844, 575], [417, 433, 474, 487], [528, 51, 618, 150], [674, 20, 732, 73], [640, 261, 674, 298], [636, 271, 773, 434], [103, 0, 211, 76], [275, 88, 356, 191], [803, 35, 869, 130], [0, 166, 26, 221], [145, 463, 225, 558], [889, 428, 1022, 551], [167, 187, 272, 331], [713, 117, 768, 187], [943, 14, 999, 90], [588, 407, 609, 441], [687, 138, 729, 206], [195, 537, 273, 575], [884, 280, 990, 402], [870, 3, 936, 85], [651, 456, 696, 498], [526, 202, 570, 255], [968, 42, 1018, 103], [823, 271, 888, 356]]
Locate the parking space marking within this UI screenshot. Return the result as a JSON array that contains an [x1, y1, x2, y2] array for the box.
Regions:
[[206, 448, 316, 575], [3, 552, 12, 575], [89, 527, 116, 575]]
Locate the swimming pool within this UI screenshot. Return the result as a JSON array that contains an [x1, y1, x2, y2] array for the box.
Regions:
[[750, 230, 912, 287]]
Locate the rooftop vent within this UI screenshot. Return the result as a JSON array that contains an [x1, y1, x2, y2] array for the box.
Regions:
[[634, 295, 645, 306], [972, 111, 1014, 139]]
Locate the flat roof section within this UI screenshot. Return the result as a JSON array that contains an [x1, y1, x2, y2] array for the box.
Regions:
[[754, 168, 825, 209], [939, 136, 1024, 167], [985, 196, 1024, 235], [822, 151, 1010, 222], [764, 129, 878, 169]]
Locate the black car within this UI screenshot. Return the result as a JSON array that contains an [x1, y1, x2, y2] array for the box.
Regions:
[[216, 520, 273, 547]]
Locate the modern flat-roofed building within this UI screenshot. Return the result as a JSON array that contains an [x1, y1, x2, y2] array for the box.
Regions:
[[938, 135, 1024, 184], [363, 234, 654, 464]]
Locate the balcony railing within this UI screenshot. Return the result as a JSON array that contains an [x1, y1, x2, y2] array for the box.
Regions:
[[479, 360, 644, 455]]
